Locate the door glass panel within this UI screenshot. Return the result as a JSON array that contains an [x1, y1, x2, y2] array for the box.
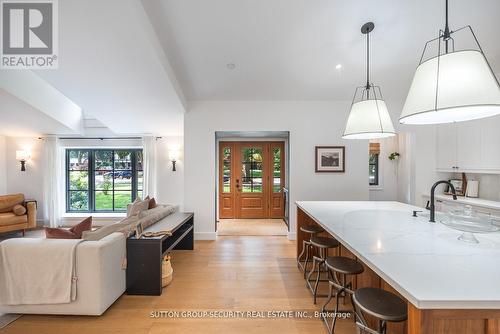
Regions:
[[222, 147, 231, 193], [241, 147, 263, 193], [273, 147, 282, 193]]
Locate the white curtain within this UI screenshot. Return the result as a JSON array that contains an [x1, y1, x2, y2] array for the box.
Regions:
[[42, 137, 64, 227], [142, 136, 157, 199]]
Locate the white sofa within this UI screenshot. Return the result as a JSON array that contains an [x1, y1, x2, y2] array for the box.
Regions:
[[0, 232, 126, 316]]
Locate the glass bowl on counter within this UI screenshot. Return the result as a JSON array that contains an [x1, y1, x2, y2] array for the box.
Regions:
[[440, 205, 500, 243]]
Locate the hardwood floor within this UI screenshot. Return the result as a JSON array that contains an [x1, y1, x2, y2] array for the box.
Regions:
[[217, 219, 288, 236], [4, 236, 356, 334]]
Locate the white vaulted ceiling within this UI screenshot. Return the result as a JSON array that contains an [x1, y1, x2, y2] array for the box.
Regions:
[[33, 0, 186, 136], [1, 0, 500, 137], [143, 0, 500, 101]]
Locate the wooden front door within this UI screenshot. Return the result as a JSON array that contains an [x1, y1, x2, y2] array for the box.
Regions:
[[218, 141, 285, 219]]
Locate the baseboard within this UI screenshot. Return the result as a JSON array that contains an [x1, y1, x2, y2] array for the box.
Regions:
[[287, 232, 296, 240], [194, 232, 217, 240]]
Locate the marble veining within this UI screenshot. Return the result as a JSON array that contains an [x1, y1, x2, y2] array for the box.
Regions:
[[296, 201, 500, 309]]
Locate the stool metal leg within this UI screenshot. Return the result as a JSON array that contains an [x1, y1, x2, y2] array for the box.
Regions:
[[312, 256, 324, 304], [297, 240, 308, 272], [352, 296, 380, 334], [321, 270, 359, 334], [303, 242, 311, 278]]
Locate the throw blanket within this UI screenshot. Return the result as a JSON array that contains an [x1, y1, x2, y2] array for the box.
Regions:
[[0, 238, 83, 305]]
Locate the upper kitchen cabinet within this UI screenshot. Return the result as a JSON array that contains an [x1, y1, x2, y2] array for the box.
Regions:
[[479, 118, 500, 170], [436, 123, 458, 171], [437, 116, 500, 173]]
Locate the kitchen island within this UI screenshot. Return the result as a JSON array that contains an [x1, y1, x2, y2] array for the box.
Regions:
[[296, 201, 500, 334]]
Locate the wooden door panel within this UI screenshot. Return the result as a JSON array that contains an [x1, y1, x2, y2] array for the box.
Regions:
[[235, 142, 268, 218], [272, 197, 281, 209], [219, 141, 285, 219], [240, 197, 264, 207]]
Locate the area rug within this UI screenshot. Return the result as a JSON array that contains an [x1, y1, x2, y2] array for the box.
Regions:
[[0, 314, 22, 329], [217, 219, 288, 236]]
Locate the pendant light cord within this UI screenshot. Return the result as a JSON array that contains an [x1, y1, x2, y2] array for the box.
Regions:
[[444, 0, 450, 53], [365, 28, 370, 100], [366, 29, 370, 97]]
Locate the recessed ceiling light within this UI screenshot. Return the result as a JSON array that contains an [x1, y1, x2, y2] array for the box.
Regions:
[[335, 64, 342, 70], [227, 63, 236, 70]]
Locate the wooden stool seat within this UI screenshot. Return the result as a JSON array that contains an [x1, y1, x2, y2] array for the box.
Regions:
[[325, 256, 364, 275], [353, 287, 408, 323], [310, 236, 340, 249], [300, 224, 323, 234]]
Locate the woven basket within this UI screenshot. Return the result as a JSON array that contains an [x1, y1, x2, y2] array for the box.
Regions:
[[162, 255, 173, 287]]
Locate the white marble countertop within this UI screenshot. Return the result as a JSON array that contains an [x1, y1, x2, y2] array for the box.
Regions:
[[422, 194, 500, 212], [296, 201, 500, 309]]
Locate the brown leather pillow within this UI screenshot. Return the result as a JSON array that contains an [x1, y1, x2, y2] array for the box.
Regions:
[[45, 227, 78, 239], [45, 217, 92, 239], [69, 216, 92, 238], [12, 204, 26, 216], [148, 197, 157, 209]]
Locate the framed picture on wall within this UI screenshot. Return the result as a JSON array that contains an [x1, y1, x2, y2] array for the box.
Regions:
[[315, 146, 345, 173]]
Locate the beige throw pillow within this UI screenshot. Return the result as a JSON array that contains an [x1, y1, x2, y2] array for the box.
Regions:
[[127, 197, 150, 217]]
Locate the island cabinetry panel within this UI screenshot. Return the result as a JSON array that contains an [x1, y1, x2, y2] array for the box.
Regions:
[[296, 206, 500, 334], [408, 308, 500, 334]]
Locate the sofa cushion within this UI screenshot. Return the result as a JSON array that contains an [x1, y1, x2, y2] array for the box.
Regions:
[[0, 194, 25, 213], [12, 204, 27, 216], [82, 216, 139, 241], [137, 206, 176, 230], [0, 212, 28, 226]]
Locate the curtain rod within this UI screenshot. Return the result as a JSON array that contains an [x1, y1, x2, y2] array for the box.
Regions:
[[57, 137, 162, 140]]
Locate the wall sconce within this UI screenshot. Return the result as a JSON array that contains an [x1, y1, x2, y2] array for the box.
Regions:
[[168, 149, 179, 172], [16, 150, 31, 171]]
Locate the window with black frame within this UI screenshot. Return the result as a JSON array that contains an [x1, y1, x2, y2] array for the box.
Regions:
[[369, 153, 379, 186], [369, 142, 380, 186], [66, 149, 143, 212]]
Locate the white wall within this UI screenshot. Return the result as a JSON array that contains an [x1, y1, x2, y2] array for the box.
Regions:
[[0, 136, 6, 194], [399, 125, 440, 207], [5, 137, 45, 220], [184, 101, 370, 240], [156, 136, 184, 210]]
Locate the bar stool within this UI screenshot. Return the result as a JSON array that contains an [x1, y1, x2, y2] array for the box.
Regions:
[[351, 287, 408, 334], [306, 236, 340, 304], [297, 224, 324, 278], [320, 256, 364, 334]]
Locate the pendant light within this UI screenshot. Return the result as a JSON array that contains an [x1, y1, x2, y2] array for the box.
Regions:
[[343, 22, 396, 139], [400, 0, 500, 125]]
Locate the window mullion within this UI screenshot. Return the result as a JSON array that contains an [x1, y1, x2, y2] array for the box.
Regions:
[[89, 149, 94, 212], [112, 150, 115, 211], [132, 150, 137, 200]]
